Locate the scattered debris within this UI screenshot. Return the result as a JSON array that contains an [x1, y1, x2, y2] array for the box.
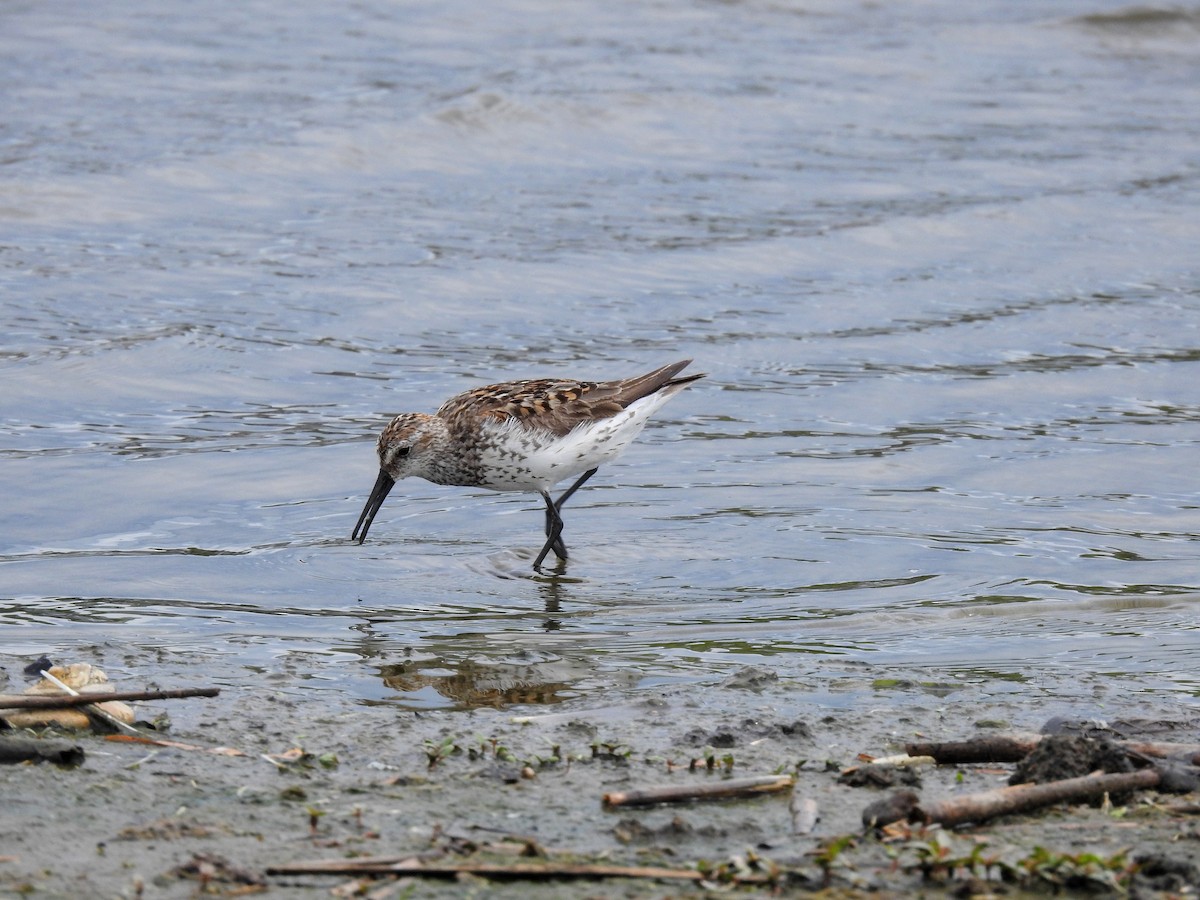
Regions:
[[611, 814, 698, 844], [866, 732, 1200, 829], [0, 664, 134, 731], [839, 762, 922, 789], [0, 664, 218, 740], [171, 852, 266, 890], [105, 734, 245, 756], [117, 819, 223, 841], [3, 662, 1196, 899]]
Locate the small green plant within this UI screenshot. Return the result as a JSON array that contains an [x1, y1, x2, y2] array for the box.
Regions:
[[424, 736, 461, 769], [689, 747, 736, 772], [886, 826, 1136, 892], [316, 752, 338, 769], [1016, 845, 1133, 892], [900, 829, 996, 881], [305, 805, 326, 835], [528, 747, 563, 767], [809, 834, 857, 888], [697, 848, 780, 886], [590, 740, 633, 761]]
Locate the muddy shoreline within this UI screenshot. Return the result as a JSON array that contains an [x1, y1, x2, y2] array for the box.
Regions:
[[1, 657, 1197, 898]]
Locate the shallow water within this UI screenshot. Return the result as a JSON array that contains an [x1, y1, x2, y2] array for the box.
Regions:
[[2, 0, 1198, 709]]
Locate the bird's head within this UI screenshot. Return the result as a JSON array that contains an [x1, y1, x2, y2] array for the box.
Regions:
[[352, 413, 444, 544], [376, 412, 442, 482]]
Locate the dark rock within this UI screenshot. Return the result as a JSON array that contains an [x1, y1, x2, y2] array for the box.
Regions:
[[1011, 734, 1136, 804], [708, 731, 736, 748], [840, 764, 921, 789], [1130, 853, 1200, 897], [862, 790, 920, 828], [719, 667, 779, 690]]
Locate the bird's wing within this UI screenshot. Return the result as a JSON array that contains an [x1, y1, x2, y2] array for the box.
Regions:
[[437, 378, 620, 437], [436, 361, 698, 438]]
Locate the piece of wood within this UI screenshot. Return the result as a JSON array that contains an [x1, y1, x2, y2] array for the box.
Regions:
[[905, 734, 1041, 764], [789, 793, 819, 835], [269, 856, 417, 872], [1123, 741, 1200, 765], [267, 858, 770, 883], [911, 769, 1161, 827], [907, 734, 1200, 766], [0, 686, 219, 710], [603, 775, 794, 808]]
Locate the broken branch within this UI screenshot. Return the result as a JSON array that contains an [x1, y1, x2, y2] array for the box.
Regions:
[[267, 858, 771, 883], [905, 734, 1040, 764], [0, 687, 219, 710], [907, 734, 1200, 766], [603, 775, 794, 808], [866, 769, 1162, 829], [789, 793, 820, 835]]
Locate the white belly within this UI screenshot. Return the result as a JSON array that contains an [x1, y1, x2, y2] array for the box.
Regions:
[[475, 391, 677, 492]]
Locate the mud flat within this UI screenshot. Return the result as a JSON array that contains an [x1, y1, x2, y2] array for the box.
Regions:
[[1, 656, 1197, 898]]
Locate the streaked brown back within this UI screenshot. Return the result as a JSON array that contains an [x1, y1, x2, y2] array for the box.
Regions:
[[437, 359, 701, 437]]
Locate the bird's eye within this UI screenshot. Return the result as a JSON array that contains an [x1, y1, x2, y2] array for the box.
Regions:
[[395, 446, 411, 458]]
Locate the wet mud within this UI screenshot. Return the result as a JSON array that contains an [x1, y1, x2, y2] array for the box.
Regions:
[[1, 657, 1198, 898]]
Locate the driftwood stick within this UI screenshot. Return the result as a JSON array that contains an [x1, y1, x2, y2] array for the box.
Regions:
[[0, 687, 220, 710], [913, 769, 1161, 828], [269, 856, 415, 871], [789, 793, 820, 835], [905, 734, 1041, 764], [266, 859, 769, 883], [603, 775, 794, 808], [907, 734, 1200, 766], [1123, 741, 1200, 765]]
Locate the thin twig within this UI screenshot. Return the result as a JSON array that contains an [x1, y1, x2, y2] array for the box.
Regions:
[[0, 687, 219, 710], [266, 858, 770, 883], [104, 735, 245, 756], [908, 734, 1200, 766], [603, 775, 794, 808]]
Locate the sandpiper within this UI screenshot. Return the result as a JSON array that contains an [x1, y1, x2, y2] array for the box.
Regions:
[[352, 359, 703, 571]]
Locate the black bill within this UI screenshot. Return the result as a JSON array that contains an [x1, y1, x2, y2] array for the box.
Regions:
[[352, 469, 396, 544]]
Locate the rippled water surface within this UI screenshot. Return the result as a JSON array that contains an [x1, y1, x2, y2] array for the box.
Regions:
[[2, 0, 1198, 709]]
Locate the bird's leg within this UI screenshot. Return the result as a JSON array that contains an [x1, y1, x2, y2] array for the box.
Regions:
[[533, 490, 567, 571], [542, 467, 598, 558], [554, 467, 598, 513]]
